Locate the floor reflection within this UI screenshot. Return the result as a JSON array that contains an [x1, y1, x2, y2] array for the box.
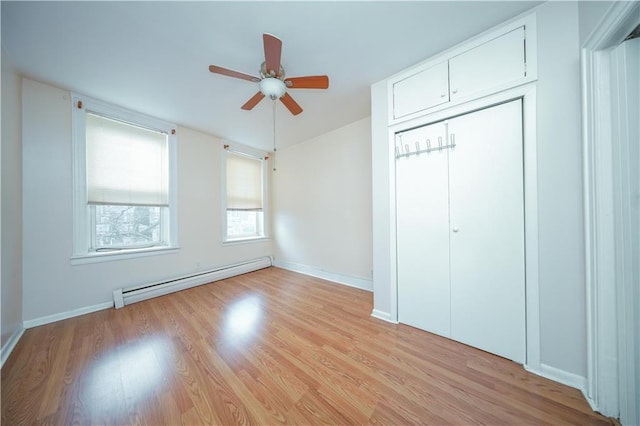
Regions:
[[223, 294, 263, 342], [82, 336, 171, 415]]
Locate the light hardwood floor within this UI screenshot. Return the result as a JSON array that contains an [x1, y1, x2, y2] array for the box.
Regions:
[[2, 267, 611, 425]]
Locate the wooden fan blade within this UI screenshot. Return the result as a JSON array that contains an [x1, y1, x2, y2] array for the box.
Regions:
[[280, 93, 303, 115], [209, 65, 260, 82], [263, 33, 282, 77], [241, 92, 266, 110], [284, 75, 329, 89]]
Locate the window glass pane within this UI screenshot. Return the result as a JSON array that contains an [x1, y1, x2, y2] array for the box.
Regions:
[[227, 210, 263, 238], [93, 205, 164, 249], [86, 113, 169, 206]]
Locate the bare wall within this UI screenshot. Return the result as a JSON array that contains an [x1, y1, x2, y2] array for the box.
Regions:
[[1, 53, 23, 345], [272, 117, 373, 288], [535, 1, 585, 377], [578, 1, 615, 45]]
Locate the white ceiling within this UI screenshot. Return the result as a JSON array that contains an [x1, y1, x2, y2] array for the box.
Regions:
[[1, 1, 541, 151]]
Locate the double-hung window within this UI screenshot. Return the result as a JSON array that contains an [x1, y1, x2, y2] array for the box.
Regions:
[[72, 95, 178, 261], [223, 147, 267, 241]]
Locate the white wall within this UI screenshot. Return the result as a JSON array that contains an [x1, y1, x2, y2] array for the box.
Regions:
[[578, 1, 615, 45], [371, 2, 590, 378], [272, 117, 373, 289], [1, 53, 24, 346], [21, 78, 272, 322], [371, 81, 392, 317], [535, 0, 585, 378]]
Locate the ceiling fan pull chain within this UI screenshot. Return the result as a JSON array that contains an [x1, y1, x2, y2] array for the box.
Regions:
[[272, 99, 277, 172]]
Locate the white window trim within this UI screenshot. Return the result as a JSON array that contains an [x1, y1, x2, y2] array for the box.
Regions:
[[221, 143, 269, 243], [71, 93, 179, 263]]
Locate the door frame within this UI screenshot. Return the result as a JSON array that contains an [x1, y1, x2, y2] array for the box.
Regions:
[[581, 1, 639, 420]]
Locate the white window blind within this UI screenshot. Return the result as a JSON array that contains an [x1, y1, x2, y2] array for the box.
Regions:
[[86, 113, 169, 206], [226, 152, 263, 211]]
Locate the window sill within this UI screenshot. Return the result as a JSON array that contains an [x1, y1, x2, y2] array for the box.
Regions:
[[70, 246, 179, 265], [222, 236, 270, 246]]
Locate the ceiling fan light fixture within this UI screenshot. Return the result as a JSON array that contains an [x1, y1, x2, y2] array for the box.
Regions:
[[259, 77, 286, 100]]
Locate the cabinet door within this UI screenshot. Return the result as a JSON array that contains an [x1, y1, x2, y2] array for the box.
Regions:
[[396, 121, 451, 337], [448, 100, 525, 363], [449, 27, 525, 101], [393, 61, 449, 120]]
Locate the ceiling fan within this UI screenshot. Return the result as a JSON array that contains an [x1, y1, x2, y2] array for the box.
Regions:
[[208, 33, 329, 116]]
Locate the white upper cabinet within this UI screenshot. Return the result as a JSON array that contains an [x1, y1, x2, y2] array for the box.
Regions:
[[392, 61, 449, 120], [449, 27, 525, 101], [387, 17, 535, 125]]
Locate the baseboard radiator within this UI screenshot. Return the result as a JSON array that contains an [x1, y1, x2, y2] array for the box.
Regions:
[[113, 256, 272, 309]]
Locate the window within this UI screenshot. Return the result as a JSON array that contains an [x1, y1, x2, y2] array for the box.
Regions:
[[223, 147, 268, 241], [72, 95, 178, 261]]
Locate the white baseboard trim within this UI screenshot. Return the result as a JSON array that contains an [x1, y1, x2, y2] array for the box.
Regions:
[[273, 260, 373, 292], [1, 326, 25, 368], [371, 309, 398, 323], [525, 363, 587, 392], [23, 301, 113, 329]]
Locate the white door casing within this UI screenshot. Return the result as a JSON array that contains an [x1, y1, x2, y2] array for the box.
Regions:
[[582, 2, 639, 421], [610, 36, 639, 426]]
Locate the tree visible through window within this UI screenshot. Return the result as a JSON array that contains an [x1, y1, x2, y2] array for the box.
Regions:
[[93, 205, 162, 249]]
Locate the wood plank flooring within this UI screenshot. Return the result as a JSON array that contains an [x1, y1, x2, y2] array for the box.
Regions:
[[2, 267, 611, 425]]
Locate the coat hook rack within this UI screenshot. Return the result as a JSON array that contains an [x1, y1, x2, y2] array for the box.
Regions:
[[395, 135, 457, 159]]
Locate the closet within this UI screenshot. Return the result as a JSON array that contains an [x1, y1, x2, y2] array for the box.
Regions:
[[395, 99, 526, 363]]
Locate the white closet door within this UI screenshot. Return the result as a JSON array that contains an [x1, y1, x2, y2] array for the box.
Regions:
[[396, 122, 451, 336], [448, 100, 525, 363]]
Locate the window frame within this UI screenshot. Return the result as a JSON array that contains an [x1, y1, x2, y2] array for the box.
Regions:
[[71, 94, 179, 263], [221, 144, 269, 243]]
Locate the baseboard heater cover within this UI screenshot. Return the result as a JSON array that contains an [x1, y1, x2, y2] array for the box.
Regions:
[[113, 256, 272, 308]]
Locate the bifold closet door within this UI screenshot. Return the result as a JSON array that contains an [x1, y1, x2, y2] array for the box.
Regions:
[[396, 122, 451, 337], [448, 99, 525, 363]]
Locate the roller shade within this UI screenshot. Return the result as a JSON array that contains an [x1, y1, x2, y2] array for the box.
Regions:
[[86, 113, 169, 206], [226, 152, 263, 211]]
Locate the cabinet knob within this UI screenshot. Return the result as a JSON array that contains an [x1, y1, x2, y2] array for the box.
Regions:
[[452, 227, 460, 233], [452, 89, 458, 94], [440, 93, 446, 98]]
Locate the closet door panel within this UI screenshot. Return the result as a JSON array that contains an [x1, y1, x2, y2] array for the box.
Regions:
[[396, 122, 451, 336], [448, 100, 525, 363]]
